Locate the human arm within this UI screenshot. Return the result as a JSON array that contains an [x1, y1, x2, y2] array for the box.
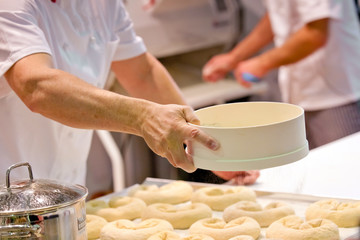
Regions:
[[111, 52, 221, 170], [202, 14, 274, 82], [4, 53, 219, 172], [111, 52, 186, 105], [234, 18, 329, 87]]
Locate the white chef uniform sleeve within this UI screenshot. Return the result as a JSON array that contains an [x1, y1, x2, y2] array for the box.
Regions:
[[111, 1, 147, 61], [0, 3, 52, 78], [296, 0, 342, 23], [0, 2, 52, 97]]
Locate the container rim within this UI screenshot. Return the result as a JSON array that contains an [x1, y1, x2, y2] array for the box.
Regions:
[[190, 102, 304, 129]]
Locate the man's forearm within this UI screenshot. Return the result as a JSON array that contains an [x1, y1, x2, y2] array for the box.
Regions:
[[230, 13, 274, 62], [5, 53, 154, 134], [256, 18, 329, 72], [112, 53, 187, 106]]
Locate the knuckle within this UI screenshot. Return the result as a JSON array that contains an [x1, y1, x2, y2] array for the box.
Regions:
[[190, 128, 200, 138]]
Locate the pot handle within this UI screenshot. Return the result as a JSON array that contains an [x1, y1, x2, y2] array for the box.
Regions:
[[6, 162, 34, 188]]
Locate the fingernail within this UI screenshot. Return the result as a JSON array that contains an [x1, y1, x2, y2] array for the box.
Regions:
[[210, 141, 219, 150]]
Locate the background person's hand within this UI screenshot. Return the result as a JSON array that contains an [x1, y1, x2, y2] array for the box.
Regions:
[[140, 103, 219, 173], [202, 53, 237, 82], [233, 57, 268, 88], [212, 170, 260, 185]]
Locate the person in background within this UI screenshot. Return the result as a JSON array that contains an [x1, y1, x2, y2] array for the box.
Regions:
[[0, 0, 219, 185], [203, 0, 360, 184]]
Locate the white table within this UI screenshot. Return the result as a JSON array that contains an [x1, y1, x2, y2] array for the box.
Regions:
[[250, 132, 360, 200], [181, 79, 268, 109]]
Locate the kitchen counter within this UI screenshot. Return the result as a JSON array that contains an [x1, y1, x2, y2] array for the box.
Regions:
[[250, 132, 360, 200]]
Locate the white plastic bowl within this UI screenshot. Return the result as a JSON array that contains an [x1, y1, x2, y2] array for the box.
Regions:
[[190, 102, 309, 171]]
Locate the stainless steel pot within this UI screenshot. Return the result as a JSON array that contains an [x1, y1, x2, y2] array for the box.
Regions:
[[0, 162, 88, 239]]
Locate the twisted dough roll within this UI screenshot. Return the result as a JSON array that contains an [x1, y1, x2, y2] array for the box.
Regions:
[[100, 218, 173, 240], [191, 186, 256, 211], [86, 199, 109, 215], [147, 230, 215, 240], [86, 214, 107, 240], [129, 181, 193, 205], [142, 203, 212, 229], [266, 215, 340, 240], [86, 196, 146, 221], [223, 201, 295, 227], [99, 196, 146, 221], [228, 236, 254, 240], [189, 217, 260, 240], [305, 199, 360, 227]]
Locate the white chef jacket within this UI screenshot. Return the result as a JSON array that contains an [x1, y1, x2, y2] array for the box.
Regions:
[[264, 0, 360, 110], [0, 0, 146, 185]]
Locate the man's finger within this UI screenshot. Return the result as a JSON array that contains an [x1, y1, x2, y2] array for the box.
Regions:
[[170, 144, 196, 173]]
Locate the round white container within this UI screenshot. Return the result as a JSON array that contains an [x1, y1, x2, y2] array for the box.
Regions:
[[190, 102, 309, 171]]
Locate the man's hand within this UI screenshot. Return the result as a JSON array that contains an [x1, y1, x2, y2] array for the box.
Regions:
[[140, 103, 219, 173], [233, 57, 269, 88], [213, 170, 260, 185], [202, 53, 237, 82]]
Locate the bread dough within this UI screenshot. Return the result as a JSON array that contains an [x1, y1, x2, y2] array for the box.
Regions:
[[86, 214, 107, 240], [147, 231, 180, 240], [148, 230, 215, 240], [189, 217, 260, 240], [266, 215, 340, 240], [142, 203, 212, 229], [191, 186, 256, 211], [100, 218, 173, 240], [223, 201, 295, 227], [182, 234, 215, 240], [97, 196, 146, 221], [305, 199, 360, 227], [129, 181, 193, 205], [87, 196, 146, 222], [86, 200, 109, 215], [228, 236, 254, 240]]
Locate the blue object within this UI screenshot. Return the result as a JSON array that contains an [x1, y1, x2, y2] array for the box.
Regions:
[[242, 72, 261, 83]]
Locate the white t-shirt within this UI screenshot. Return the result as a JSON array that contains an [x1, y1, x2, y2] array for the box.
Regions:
[[264, 0, 360, 110], [0, 0, 146, 184]]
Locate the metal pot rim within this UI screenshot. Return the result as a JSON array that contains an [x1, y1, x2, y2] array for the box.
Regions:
[[0, 163, 88, 214], [0, 186, 88, 216]]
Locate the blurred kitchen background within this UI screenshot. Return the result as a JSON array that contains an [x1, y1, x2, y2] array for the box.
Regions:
[[86, 0, 282, 199]]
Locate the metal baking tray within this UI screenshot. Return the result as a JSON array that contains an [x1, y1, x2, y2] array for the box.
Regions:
[[95, 177, 360, 240]]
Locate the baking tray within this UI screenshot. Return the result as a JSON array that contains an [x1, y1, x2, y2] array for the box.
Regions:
[[95, 177, 360, 240]]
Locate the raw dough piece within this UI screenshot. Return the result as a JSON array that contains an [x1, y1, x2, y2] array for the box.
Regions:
[[305, 199, 360, 227], [129, 181, 193, 205], [97, 196, 146, 221], [191, 186, 256, 211], [266, 215, 339, 240], [228, 236, 254, 240], [148, 230, 215, 240], [189, 217, 260, 240], [147, 231, 180, 240], [86, 214, 107, 240], [142, 203, 212, 229], [86, 200, 109, 215], [100, 218, 173, 240], [223, 201, 295, 227]]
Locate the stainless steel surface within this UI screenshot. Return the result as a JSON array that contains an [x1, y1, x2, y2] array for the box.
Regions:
[[6, 162, 33, 188], [0, 162, 88, 239]]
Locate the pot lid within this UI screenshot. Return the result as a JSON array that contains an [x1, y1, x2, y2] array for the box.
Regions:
[[0, 162, 87, 214]]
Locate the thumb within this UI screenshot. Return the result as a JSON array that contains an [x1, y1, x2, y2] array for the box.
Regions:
[[234, 68, 252, 88], [183, 107, 200, 125]]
